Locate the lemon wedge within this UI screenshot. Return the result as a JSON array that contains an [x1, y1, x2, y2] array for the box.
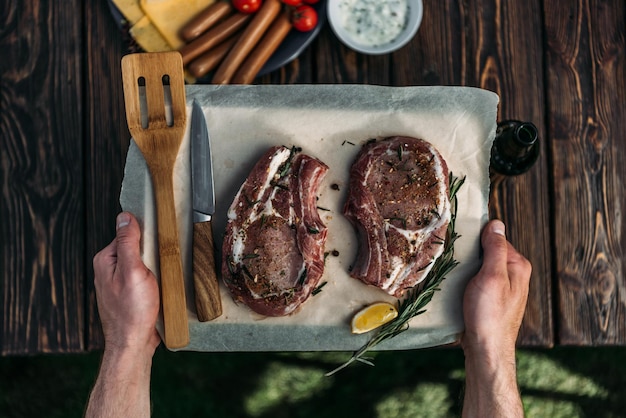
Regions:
[[351, 302, 398, 334]]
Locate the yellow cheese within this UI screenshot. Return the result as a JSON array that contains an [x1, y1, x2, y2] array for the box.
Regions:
[[140, 0, 216, 49], [128, 15, 197, 83], [113, 0, 145, 25], [129, 16, 173, 52]]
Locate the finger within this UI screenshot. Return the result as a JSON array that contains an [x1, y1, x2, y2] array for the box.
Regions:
[[93, 238, 118, 283], [478, 219, 509, 279], [114, 212, 144, 277], [506, 241, 532, 291]]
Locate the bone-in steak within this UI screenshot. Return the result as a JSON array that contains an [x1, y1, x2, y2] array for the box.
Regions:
[[343, 136, 451, 297], [221, 146, 329, 316]]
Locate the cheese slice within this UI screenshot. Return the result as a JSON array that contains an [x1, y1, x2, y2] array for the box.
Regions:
[[113, 0, 145, 25], [140, 0, 216, 49], [129, 16, 173, 52]]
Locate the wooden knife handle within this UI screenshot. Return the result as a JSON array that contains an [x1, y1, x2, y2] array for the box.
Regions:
[[193, 220, 223, 321]]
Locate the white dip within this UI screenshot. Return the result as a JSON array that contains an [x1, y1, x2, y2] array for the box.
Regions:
[[338, 0, 409, 47]]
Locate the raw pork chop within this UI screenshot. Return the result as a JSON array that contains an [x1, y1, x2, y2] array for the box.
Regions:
[[344, 136, 451, 297], [221, 146, 329, 316]]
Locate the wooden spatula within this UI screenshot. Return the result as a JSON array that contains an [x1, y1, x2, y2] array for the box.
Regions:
[[121, 52, 189, 349]]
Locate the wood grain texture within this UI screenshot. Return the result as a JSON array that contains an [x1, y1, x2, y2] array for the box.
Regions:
[[121, 52, 190, 349], [392, 0, 466, 86], [193, 221, 223, 321], [84, 0, 129, 350], [261, 49, 314, 84], [391, 0, 553, 346], [0, 0, 85, 353], [6, 0, 625, 353], [468, 0, 554, 347], [545, 0, 626, 344], [315, 29, 390, 85]]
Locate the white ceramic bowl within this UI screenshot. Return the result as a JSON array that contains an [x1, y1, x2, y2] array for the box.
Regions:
[[327, 0, 423, 55]]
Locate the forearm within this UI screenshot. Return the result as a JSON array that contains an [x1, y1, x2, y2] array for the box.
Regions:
[[462, 347, 523, 418], [85, 348, 153, 418]]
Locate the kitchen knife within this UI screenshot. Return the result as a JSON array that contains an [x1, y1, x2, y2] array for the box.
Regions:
[[191, 100, 223, 321]]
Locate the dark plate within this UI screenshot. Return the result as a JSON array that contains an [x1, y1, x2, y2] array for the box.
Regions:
[[107, 0, 326, 80]]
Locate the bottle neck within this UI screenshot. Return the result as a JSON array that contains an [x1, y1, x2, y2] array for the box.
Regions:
[[513, 122, 538, 147], [491, 120, 540, 175]]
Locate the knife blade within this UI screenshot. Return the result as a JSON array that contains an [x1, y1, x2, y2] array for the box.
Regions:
[[191, 100, 223, 321]]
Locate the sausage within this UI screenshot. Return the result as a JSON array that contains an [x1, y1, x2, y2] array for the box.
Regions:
[[179, 13, 251, 66], [180, 1, 234, 42], [211, 0, 283, 84], [231, 13, 292, 84], [188, 34, 241, 79]]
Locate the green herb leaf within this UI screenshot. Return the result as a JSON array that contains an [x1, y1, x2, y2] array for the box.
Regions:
[[312, 281, 328, 296], [241, 265, 255, 281], [297, 268, 308, 286], [279, 146, 298, 178], [244, 193, 260, 208]]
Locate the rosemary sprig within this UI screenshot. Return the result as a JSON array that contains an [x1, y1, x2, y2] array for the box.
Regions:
[[312, 281, 328, 296], [326, 174, 466, 376]]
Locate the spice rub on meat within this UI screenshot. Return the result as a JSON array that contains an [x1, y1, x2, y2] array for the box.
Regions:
[[221, 146, 329, 316], [343, 136, 451, 297]]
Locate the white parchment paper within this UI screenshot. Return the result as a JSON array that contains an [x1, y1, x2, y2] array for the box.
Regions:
[[120, 84, 498, 352]]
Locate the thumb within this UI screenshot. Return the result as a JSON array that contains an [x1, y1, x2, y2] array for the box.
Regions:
[[479, 219, 509, 278], [115, 212, 142, 271]]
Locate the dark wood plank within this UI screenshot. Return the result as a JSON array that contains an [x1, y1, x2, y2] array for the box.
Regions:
[[84, 0, 131, 350], [545, 0, 626, 344], [391, 0, 554, 346], [315, 28, 391, 85], [0, 0, 85, 353], [477, 0, 554, 347], [391, 1, 465, 86], [261, 46, 315, 84]]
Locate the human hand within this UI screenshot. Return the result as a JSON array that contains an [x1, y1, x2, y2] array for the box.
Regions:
[[87, 213, 160, 418], [460, 220, 530, 418], [93, 212, 161, 356], [461, 219, 531, 359]]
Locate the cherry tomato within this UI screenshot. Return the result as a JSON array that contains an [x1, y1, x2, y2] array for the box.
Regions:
[[302, 0, 319, 3], [232, 0, 262, 13], [291, 4, 318, 32], [281, 0, 302, 5]]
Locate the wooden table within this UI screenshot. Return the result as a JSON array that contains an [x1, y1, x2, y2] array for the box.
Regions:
[[1, 0, 624, 354]]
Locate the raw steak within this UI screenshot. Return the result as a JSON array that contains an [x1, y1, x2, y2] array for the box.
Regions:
[[221, 146, 329, 316], [343, 136, 451, 297]]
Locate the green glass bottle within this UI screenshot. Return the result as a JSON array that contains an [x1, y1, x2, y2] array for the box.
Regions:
[[490, 120, 540, 175]]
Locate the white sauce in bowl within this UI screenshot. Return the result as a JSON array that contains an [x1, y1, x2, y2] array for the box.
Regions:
[[338, 0, 409, 47]]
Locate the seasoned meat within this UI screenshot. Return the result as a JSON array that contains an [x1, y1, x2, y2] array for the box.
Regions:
[[343, 136, 451, 297], [221, 146, 329, 316]]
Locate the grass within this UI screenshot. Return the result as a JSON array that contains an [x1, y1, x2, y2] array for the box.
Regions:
[[1, 347, 625, 417]]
